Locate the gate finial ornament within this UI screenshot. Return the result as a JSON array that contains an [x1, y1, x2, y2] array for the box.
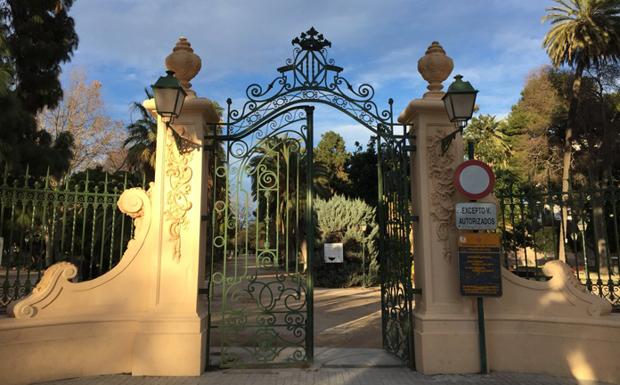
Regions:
[[165, 36, 202, 97], [292, 27, 331, 51], [417, 41, 454, 99]]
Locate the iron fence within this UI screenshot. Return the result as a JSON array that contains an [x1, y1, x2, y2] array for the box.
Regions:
[[497, 176, 620, 309], [0, 165, 145, 309]]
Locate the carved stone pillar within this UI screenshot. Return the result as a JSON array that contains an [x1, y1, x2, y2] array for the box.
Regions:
[[133, 37, 218, 376], [398, 41, 479, 374]]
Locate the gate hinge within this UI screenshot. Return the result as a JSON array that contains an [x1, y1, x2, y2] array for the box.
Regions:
[[203, 144, 216, 151], [198, 287, 209, 295], [411, 215, 419, 223], [404, 144, 416, 152], [412, 288, 422, 295], [201, 215, 209, 222]]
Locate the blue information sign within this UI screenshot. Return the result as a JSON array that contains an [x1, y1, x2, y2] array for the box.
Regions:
[[458, 232, 502, 297]]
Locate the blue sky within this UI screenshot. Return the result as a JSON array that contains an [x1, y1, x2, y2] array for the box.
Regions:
[[61, 0, 552, 150]]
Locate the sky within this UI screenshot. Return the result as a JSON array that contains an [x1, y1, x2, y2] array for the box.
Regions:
[[61, 0, 552, 150]]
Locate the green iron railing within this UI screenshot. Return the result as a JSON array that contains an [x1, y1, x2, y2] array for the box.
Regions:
[[497, 175, 620, 310], [0, 165, 146, 310]]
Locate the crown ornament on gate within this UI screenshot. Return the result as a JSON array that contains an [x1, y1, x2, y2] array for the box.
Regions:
[[291, 27, 331, 51]]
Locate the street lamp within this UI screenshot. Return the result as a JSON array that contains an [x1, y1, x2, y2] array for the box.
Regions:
[[577, 218, 592, 290], [440, 74, 478, 154], [151, 70, 186, 124]]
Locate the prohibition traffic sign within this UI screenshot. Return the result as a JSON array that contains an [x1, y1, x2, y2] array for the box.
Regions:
[[454, 160, 495, 200]]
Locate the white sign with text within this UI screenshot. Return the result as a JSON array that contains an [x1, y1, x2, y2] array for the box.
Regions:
[[324, 243, 343, 263], [455, 202, 497, 230]]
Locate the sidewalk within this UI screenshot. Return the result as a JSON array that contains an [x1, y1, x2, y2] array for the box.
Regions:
[[37, 348, 612, 385]]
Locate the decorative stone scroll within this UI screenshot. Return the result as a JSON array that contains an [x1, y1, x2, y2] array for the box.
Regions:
[[7, 262, 78, 319], [542, 261, 612, 316], [427, 128, 456, 261], [164, 128, 194, 262], [7, 187, 151, 319]]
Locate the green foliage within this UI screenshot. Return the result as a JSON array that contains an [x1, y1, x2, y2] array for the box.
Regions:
[[464, 115, 516, 189], [313, 195, 378, 287], [501, 67, 566, 184], [499, 65, 620, 185], [124, 90, 158, 181], [0, 0, 78, 176], [345, 139, 378, 206], [314, 131, 350, 195], [543, 0, 620, 71]]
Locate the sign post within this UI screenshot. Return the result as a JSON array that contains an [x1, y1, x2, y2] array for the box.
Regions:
[[454, 154, 499, 374]]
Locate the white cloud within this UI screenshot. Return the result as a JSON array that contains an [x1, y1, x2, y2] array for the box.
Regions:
[[64, 0, 554, 127]]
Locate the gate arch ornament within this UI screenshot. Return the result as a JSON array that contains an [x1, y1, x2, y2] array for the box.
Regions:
[[205, 27, 415, 369]]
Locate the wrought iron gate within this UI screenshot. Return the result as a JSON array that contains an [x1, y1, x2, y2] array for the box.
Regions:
[[205, 106, 314, 368], [377, 131, 415, 368], [204, 27, 416, 369]]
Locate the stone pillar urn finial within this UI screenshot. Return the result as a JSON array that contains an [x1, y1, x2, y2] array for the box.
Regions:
[[165, 36, 202, 97], [417, 41, 454, 99]]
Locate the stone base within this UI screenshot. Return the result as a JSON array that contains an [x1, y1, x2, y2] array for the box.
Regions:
[[486, 316, 620, 384], [0, 311, 207, 385], [132, 312, 207, 376], [414, 313, 479, 374]]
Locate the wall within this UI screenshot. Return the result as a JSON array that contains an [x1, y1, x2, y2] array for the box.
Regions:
[[0, 96, 218, 385], [484, 263, 620, 383]]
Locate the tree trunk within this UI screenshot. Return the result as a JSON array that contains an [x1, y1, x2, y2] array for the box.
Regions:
[[589, 168, 608, 270], [558, 63, 585, 263]]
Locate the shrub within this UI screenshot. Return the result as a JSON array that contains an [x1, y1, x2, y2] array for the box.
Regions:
[[313, 195, 378, 287]]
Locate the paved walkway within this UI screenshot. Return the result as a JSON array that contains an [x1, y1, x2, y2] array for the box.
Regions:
[[38, 348, 611, 385], [314, 287, 382, 348]]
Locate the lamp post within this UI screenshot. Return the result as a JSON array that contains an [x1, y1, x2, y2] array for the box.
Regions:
[[440, 74, 478, 155], [570, 226, 580, 279], [577, 218, 592, 290], [151, 70, 186, 124], [357, 224, 368, 287]]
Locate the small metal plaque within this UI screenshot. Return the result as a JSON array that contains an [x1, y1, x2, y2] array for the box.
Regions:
[[324, 243, 343, 263], [455, 202, 497, 230]]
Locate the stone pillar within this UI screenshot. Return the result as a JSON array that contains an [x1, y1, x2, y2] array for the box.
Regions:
[[398, 42, 479, 374], [133, 37, 218, 376]]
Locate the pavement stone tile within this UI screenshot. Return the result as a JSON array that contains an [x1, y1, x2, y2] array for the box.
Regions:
[[35, 368, 615, 385]]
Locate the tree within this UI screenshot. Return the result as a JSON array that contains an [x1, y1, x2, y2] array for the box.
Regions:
[[464, 115, 512, 167], [37, 69, 125, 174], [503, 67, 566, 184], [314, 131, 350, 195], [124, 92, 158, 180], [0, 0, 78, 175], [543, 0, 620, 260], [346, 139, 378, 206]]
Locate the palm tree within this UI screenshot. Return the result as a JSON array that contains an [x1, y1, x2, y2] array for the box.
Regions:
[[124, 91, 157, 181], [542, 0, 620, 260]]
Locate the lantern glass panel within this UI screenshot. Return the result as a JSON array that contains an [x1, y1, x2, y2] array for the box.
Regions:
[[451, 93, 476, 121], [173, 88, 186, 118], [443, 95, 455, 122], [153, 87, 179, 119]]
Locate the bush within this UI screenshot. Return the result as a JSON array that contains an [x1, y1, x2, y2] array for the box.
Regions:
[[313, 195, 378, 287]]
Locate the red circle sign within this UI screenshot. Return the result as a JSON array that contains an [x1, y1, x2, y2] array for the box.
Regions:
[[453, 160, 495, 200]]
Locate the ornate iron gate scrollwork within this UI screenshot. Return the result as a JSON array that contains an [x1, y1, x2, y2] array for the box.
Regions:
[[204, 27, 416, 369], [206, 106, 314, 368], [377, 130, 415, 368]]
